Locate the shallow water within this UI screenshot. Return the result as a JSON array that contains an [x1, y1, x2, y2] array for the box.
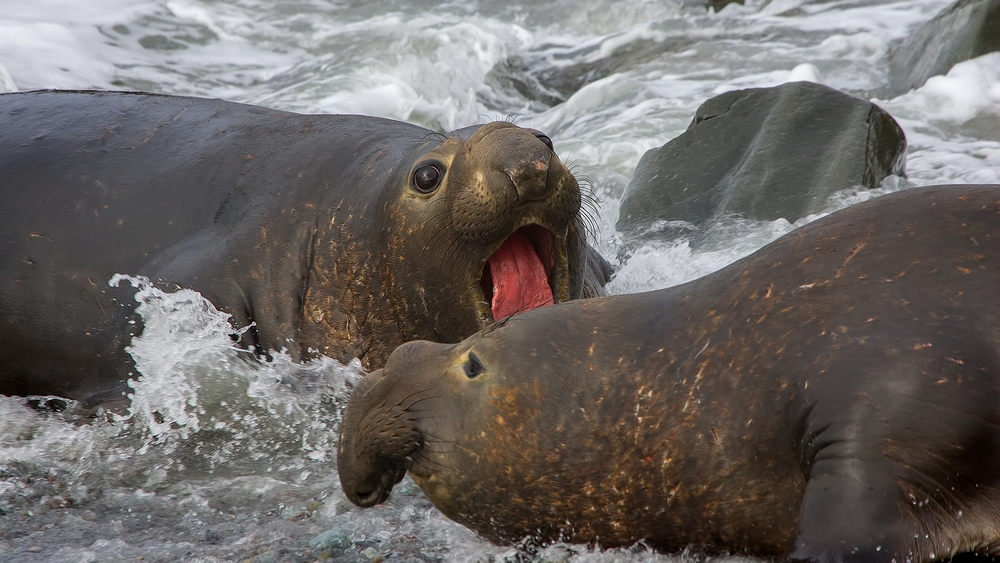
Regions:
[[1, 0, 999, 561]]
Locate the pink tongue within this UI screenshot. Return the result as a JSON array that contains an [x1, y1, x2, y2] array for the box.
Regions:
[[488, 231, 555, 319]]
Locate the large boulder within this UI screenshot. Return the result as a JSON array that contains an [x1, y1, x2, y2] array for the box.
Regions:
[[616, 81, 907, 240], [888, 0, 1000, 96]]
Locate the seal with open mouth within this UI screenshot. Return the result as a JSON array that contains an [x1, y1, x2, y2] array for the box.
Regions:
[[0, 90, 609, 408], [339, 184, 1000, 562]]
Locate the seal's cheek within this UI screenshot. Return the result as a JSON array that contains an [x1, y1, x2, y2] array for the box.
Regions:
[[409, 471, 464, 520]]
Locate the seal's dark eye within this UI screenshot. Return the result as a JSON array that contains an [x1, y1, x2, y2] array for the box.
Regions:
[[534, 133, 553, 151], [412, 163, 442, 194], [464, 352, 485, 379]]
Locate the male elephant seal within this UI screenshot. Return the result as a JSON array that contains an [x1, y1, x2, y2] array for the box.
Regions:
[[0, 90, 609, 408], [339, 184, 1000, 562]]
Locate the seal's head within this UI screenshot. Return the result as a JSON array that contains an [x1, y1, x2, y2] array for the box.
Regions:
[[378, 121, 590, 349], [337, 312, 614, 543], [300, 119, 606, 371], [337, 336, 500, 510]]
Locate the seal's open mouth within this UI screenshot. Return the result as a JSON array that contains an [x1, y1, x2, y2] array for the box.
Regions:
[[353, 461, 407, 508], [480, 224, 557, 320]]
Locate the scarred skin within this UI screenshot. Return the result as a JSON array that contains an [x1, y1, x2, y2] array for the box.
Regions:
[[339, 185, 1000, 562], [0, 90, 610, 408]]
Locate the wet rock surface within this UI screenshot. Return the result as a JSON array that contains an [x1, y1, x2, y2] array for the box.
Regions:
[[616, 81, 907, 244], [888, 0, 1000, 96]]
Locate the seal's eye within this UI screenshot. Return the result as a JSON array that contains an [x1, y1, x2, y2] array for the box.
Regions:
[[534, 133, 554, 151], [412, 163, 443, 194], [464, 352, 485, 379]]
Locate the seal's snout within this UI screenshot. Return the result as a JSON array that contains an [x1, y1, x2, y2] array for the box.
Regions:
[[338, 362, 426, 509], [505, 151, 552, 202], [350, 461, 407, 508]]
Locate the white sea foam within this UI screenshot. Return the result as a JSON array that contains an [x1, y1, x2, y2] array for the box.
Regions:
[[0, 62, 15, 92], [879, 52, 1000, 129], [0, 1, 159, 90], [102, 275, 361, 474], [878, 53, 1000, 186], [783, 63, 823, 84]]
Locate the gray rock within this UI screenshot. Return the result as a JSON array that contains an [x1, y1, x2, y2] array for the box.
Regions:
[[709, 0, 744, 11], [309, 525, 352, 550], [617, 82, 906, 240], [680, 0, 744, 11], [888, 0, 1000, 96]]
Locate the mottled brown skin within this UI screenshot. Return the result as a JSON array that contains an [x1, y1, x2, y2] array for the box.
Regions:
[[339, 185, 1000, 562], [0, 90, 608, 408]]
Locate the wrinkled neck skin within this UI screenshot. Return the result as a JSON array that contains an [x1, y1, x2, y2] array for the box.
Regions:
[[296, 140, 430, 370]]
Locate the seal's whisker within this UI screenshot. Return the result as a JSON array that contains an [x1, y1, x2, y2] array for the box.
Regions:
[[405, 408, 441, 417], [414, 454, 461, 471], [410, 451, 460, 472], [413, 436, 460, 456], [419, 228, 471, 274], [406, 395, 441, 421], [393, 388, 442, 410], [504, 114, 524, 125], [416, 433, 461, 458], [401, 395, 445, 411], [578, 209, 601, 243], [573, 174, 603, 240], [477, 112, 502, 124], [420, 218, 471, 264], [420, 437, 460, 452]]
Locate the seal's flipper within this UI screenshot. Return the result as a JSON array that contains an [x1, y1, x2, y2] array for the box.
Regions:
[[791, 459, 922, 563], [791, 340, 1000, 563]]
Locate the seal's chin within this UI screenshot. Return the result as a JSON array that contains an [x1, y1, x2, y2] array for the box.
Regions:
[[480, 224, 560, 321], [353, 462, 407, 507]]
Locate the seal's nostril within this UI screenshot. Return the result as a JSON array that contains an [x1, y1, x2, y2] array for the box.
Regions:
[[505, 156, 552, 201], [534, 133, 553, 151]]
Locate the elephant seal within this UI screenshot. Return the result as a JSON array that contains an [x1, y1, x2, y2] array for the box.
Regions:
[[339, 184, 1000, 562], [0, 90, 609, 408]]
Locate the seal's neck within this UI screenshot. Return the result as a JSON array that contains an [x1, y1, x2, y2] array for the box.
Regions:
[[298, 215, 397, 370]]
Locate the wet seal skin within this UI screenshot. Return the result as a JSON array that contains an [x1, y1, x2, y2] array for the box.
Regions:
[[340, 184, 1000, 562], [0, 90, 610, 409]]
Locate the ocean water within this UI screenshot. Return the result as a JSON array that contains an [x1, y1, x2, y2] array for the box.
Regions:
[[1, 0, 999, 561]]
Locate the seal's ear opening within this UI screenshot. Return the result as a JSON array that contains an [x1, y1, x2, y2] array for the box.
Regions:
[[464, 352, 485, 379]]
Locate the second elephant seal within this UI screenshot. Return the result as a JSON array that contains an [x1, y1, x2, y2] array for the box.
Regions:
[[339, 185, 1000, 562], [0, 90, 609, 407]]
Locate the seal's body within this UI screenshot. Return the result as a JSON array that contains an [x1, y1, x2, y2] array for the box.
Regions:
[[0, 90, 607, 407], [339, 185, 1000, 562]]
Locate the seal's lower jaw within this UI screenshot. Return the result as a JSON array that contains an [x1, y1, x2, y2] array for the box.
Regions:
[[479, 225, 566, 322], [351, 462, 407, 508]]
